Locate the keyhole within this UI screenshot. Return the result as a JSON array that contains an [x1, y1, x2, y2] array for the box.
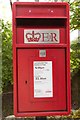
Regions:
[[25, 81, 27, 84]]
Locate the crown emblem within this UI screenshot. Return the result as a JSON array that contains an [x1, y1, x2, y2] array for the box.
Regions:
[[26, 31, 41, 42]]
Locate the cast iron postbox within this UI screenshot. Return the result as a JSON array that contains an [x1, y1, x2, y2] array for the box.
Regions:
[[13, 2, 71, 117]]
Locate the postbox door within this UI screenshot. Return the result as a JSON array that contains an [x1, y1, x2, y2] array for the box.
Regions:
[[17, 48, 67, 112]]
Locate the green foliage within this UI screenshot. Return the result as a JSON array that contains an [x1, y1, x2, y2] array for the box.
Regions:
[[0, 20, 2, 93], [47, 108, 80, 119], [69, 108, 80, 118], [1, 20, 12, 91], [70, 37, 80, 77], [69, 0, 80, 77], [70, 0, 80, 30]]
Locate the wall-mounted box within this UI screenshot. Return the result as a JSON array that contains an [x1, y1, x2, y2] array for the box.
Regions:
[[12, 2, 71, 117]]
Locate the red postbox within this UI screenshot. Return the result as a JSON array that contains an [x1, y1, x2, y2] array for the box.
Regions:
[[12, 2, 71, 117]]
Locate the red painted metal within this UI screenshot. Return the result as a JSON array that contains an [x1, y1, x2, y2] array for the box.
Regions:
[[12, 2, 71, 117]]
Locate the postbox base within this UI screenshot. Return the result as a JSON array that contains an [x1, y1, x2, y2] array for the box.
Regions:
[[35, 116, 47, 120]]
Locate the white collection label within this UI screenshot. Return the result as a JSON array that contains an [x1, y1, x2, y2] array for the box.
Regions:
[[33, 61, 53, 98]]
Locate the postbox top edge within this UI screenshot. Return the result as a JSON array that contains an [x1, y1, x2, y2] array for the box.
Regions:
[[13, 2, 69, 7]]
